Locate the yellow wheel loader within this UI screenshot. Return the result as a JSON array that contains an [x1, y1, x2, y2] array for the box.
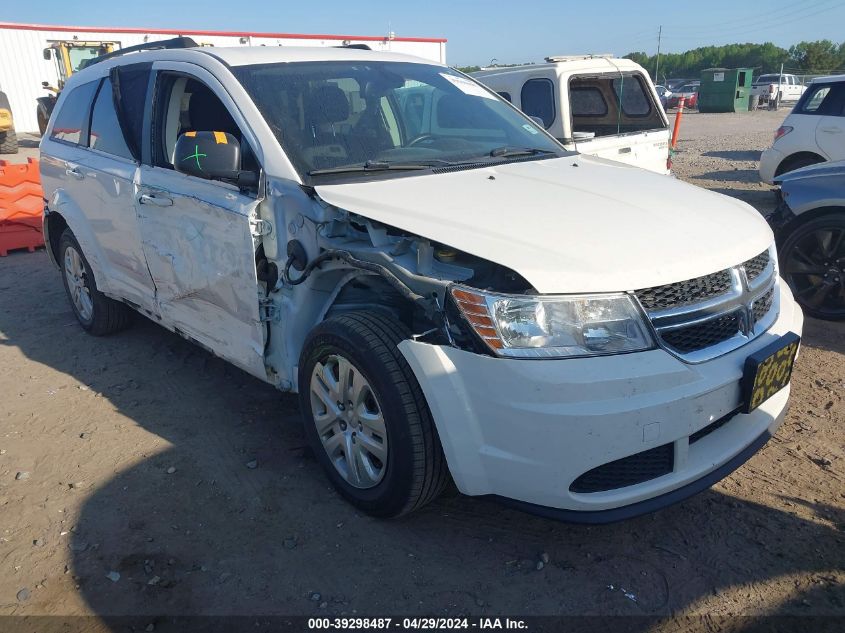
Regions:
[[37, 40, 117, 135]]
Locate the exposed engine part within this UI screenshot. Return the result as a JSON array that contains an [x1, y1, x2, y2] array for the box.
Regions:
[[281, 248, 435, 318], [286, 239, 308, 272]]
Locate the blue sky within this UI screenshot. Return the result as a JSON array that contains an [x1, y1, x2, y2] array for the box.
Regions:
[[5, 0, 845, 66]]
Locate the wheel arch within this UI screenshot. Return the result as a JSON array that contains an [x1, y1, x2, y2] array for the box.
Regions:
[[43, 194, 112, 294], [774, 151, 826, 177], [777, 205, 845, 243]]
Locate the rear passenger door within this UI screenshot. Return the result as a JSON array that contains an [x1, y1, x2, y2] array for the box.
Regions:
[[41, 75, 155, 309], [814, 82, 845, 161], [74, 72, 156, 310], [135, 62, 268, 380]]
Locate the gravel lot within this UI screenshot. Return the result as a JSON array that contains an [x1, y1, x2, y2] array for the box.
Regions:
[[1, 114, 843, 630]]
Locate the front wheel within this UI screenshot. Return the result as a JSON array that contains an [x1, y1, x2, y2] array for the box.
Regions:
[[298, 311, 449, 517], [780, 214, 845, 321]]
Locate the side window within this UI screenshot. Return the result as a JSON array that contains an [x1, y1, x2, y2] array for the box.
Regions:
[[798, 85, 832, 113], [520, 79, 555, 128], [156, 75, 243, 168], [50, 80, 98, 144], [497, 91, 512, 103], [89, 78, 133, 160], [155, 73, 258, 183], [570, 87, 608, 117]]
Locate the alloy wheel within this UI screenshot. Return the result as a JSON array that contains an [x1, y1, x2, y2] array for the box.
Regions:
[[309, 354, 388, 489], [784, 225, 845, 318], [64, 245, 94, 322]]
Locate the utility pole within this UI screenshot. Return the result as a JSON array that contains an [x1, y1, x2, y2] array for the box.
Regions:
[[654, 25, 662, 82]]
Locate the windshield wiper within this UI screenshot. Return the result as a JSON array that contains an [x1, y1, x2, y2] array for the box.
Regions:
[[308, 160, 432, 176], [489, 146, 557, 158]]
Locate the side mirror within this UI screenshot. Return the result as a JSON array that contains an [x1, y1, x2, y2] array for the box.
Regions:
[[43, 48, 52, 61], [174, 131, 254, 184], [42, 81, 50, 88], [528, 115, 545, 128]]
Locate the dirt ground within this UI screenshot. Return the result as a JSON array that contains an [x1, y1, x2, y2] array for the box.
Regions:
[[0, 113, 843, 630]]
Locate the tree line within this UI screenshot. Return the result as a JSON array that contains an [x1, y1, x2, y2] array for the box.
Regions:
[[455, 40, 845, 81], [625, 40, 845, 82]]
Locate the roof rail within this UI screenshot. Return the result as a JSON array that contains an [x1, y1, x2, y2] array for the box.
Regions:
[[83, 36, 199, 67], [544, 54, 615, 63]]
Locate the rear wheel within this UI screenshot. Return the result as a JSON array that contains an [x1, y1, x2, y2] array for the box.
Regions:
[[298, 311, 449, 517], [780, 214, 845, 320], [59, 230, 133, 335]]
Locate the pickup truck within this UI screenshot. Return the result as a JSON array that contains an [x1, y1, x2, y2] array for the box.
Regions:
[[751, 73, 806, 109]]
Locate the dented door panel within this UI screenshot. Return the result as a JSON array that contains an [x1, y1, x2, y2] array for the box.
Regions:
[[136, 165, 267, 380]]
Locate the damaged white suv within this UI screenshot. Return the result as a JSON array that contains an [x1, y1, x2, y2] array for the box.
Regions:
[[40, 42, 804, 522]]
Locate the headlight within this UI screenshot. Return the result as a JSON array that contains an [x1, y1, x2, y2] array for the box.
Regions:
[[450, 286, 655, 359]]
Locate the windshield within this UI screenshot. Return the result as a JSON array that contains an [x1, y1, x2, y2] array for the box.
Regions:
[[68, 46, 105, 72], [754, 75, 780, 84], [233, 61, 565, 182]]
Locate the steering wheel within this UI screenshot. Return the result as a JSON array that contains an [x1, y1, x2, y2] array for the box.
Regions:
[[407, 134, 438, 147]]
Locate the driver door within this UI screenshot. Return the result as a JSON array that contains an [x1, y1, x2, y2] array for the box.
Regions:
[[135, 63, 268, 380]]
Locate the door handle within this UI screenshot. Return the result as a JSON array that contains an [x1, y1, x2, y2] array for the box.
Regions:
[[820, 126, 842, 133], [618, 147, 632, 154], [65, 166, 84, 180], [138, 193, 174, 207]]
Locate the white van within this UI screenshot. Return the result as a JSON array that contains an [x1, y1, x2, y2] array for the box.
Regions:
[[472, 55, 671, 174]]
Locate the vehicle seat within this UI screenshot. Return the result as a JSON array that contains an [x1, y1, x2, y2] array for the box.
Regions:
[[185, 83, 241, 141]]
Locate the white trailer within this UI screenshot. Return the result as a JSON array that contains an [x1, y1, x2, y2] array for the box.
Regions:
[[0, 21, 447, 132]]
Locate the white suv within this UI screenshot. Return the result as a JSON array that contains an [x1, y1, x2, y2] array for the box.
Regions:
[[40, 42, 803, 521], [760, 75, 845, 183]]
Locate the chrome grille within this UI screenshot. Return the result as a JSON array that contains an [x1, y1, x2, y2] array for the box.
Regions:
[[743, 250, 770, 282], [634, 247, 779, 362], [752, 287, 775, 323], [636, 270, 732, 310]]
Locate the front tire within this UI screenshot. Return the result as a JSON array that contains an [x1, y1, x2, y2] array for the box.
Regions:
[[780, 214, 845, 321], [59, 229, 133, 335], [298, 311, 449, 517]]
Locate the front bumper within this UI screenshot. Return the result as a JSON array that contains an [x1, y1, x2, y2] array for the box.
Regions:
[[398, 282, 803, 521], [759, 147, 784, 184]]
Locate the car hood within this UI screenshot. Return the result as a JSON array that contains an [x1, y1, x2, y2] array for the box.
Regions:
[[314, 155, 772, 294]]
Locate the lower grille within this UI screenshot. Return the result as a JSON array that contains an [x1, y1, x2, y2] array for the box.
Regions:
[[689, 408, 741, 445], [661, 311, 742, 354], [570, 443, 674, 493]]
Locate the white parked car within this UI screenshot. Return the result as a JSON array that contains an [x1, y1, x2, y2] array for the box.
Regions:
[[40, 42, 803, 521], [759, 75, 845, 184], [472, 55, 671, 174]]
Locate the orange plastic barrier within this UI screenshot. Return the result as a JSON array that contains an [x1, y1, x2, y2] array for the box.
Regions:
[[0, 158, 44, 256]]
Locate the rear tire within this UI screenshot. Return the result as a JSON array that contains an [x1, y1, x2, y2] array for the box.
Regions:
[[59, 229, 133, 335], [0, 130, 18, 154], [298, 311, 449, 517], [780, 214, 845, 321]]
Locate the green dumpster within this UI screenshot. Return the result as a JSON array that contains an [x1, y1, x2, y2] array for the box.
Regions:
[[698, 68, 754, 113]]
